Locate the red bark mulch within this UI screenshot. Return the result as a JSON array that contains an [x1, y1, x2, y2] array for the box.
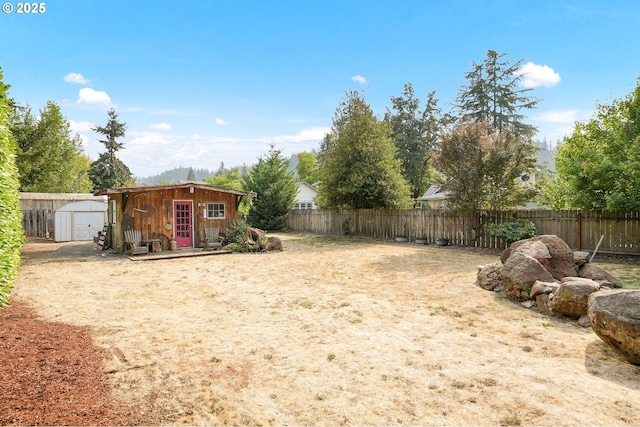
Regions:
[[0, 300, 142, 426]]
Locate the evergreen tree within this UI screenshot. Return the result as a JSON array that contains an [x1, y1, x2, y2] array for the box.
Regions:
[[385, 83, 441, 200], [0, 68, 24, 306], [186, 167, 196, 181], [317, 90, 411, 209], [455, 49, 538, 137], [89, 109, 133, 191], [11, 101, 92, 192], [243, 145, 297, 230]]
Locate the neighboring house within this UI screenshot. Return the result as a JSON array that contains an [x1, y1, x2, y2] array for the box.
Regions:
[[416, 172, 539, 210], [96, 182, 255, 252], [20, 192, 107, 241], [415, 185, 449, 209], [294, 181, 318, 210]]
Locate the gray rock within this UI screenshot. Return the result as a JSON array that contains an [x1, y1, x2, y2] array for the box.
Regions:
[[573, 251, 591, 266], [548, 278, 600, 318], [578, 315, 591, 327], [579, 263, 623, 288], [476, 263, 502, 291], [589, 289, 640, 365]]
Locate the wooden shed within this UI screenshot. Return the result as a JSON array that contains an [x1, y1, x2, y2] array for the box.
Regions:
[[96, 182, 255, 252]]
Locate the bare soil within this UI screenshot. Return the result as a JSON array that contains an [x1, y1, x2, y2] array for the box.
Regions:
[[4, 234, 640, 426]]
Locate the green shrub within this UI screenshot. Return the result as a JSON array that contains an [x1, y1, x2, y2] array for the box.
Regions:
[[224, 218, 267, 253], [0, 69, 25, 306], [226, 218, 250, 244], [485, 219, 536, 245]]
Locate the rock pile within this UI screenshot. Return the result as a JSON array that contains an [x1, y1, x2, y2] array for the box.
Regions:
[[477, 235, 640, 365]]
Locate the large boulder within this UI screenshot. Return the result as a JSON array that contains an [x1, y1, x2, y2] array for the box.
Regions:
[[500, 251, 555, 301], [246, 227, 265, 244], [512, 240, 551, 265], [548, 277, 600, 318], [579, 263, 623, 288], [476, 263, 502, 291], [511, 235, 577, 280], [589, 289, 640, 365], [265, 236, 283, 251]]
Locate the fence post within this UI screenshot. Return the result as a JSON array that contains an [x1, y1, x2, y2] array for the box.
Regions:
[[577, 210, 582, 251]]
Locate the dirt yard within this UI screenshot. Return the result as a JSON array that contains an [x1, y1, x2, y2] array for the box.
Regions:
[[5, 233, 640, 425]]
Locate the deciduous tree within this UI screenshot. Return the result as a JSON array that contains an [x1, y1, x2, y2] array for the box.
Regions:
[[296, 151, 319, 185], [543, 79, 640, 211], [317, 90, 411, 209], [434, 119, 537, 213]]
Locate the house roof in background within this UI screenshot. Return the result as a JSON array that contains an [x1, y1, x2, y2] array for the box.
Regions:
[[416, 185, 449, 201]]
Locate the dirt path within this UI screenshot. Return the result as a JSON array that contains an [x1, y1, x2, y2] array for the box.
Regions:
[[9, 234, 640, 425]]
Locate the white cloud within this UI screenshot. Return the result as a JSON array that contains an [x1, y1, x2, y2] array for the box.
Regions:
[[515, 62, 561, 89], [215, 118, 227, 126], [531, 109, 594, 144], [122, 126, 329, 177], [352, 75, 367, 85], [149, 122, 172, 130], [69, 120, 94, 148], [64, 73, 88, 84], [271, 126, 330, 143], [533, 109, 581, 123], [77, 88, 111, 105]]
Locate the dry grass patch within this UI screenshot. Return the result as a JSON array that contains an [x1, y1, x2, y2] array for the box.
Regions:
[[13, 234, 640, 425]]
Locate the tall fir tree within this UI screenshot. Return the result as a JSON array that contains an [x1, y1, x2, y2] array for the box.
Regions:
[[89, 109, 133, 191], [455, 49, 538, 137]]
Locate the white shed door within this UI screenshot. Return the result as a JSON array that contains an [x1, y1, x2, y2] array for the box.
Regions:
[[73, 212, 105, 241]]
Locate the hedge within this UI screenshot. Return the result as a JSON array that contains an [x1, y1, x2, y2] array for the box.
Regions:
[[0, 69, 24, 306]]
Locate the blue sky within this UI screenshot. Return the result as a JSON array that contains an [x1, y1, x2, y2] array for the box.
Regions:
[[2, 0, 640, 178]]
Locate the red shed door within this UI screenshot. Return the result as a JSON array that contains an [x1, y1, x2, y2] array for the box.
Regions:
[[173, 201, 193, 248]]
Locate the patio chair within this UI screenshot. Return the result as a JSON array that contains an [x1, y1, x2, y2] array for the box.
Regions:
[[203, 227, 223, 251], [124, 229, 149, 255]]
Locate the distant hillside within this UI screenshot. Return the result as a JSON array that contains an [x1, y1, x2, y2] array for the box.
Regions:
[[137, 167, 216, 185]]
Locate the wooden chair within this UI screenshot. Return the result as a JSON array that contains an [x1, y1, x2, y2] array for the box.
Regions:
[[124, 229, 149, 255], [203, 227, 223, 251]]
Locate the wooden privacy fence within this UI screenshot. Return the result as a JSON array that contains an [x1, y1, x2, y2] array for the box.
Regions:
[[22, 209, 52, 238], [283, 209, 640, 255]]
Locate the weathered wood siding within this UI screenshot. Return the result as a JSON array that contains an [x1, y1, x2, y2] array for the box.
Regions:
[[284, 209, 640, 255], [109, 187, 242, 251]]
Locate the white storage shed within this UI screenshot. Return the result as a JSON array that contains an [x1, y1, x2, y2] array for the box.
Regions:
[[54, 200, 107, 242]]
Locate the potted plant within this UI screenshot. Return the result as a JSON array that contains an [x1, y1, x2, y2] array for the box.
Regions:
[[436, 237, 449, 246]]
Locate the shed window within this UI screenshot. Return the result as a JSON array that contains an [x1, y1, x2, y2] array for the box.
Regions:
[[294, 202, 313, 210], [206, 202, 226, 219]]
